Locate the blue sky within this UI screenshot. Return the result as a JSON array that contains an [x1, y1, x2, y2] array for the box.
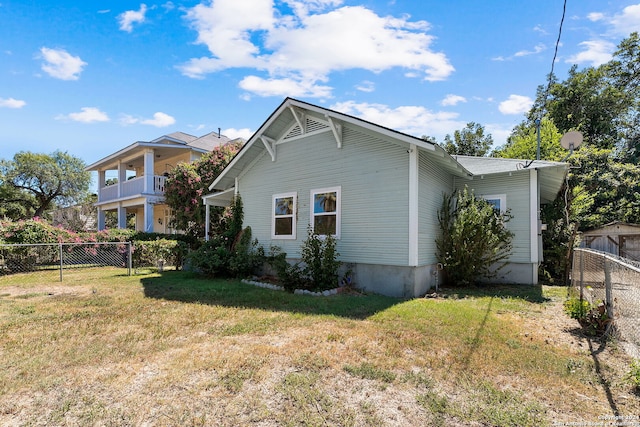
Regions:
[[1, 0, 639, 174]]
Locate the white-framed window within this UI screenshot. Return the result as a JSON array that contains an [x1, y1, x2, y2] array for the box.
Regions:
[[272, 192, 297, 239], [482, 194, 506, 213], [310, 186, 341, 238]]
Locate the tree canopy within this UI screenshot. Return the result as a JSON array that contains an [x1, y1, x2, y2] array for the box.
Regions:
[[442, 122, 493, 156], [0, 150, 91, 220]]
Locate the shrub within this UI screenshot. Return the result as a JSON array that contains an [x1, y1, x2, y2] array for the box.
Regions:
[[267, 229, 342, 292], [187, 196, 265, 278], [301, 228, 341, 291], [624, 359, 640, 391], [436, 186, 514, 286], [132, 239, 187, 270], [563, 297, 611, 336]]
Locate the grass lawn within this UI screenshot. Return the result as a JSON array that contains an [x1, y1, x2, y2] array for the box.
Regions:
[[0, 268, 638, 426]]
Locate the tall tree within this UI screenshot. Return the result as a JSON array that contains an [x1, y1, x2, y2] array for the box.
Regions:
[[442, 122, 493, 156], [493, 117, 565, 161], [0, 151, 91, 219]]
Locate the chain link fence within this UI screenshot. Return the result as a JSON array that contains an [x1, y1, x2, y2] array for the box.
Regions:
[[0, 242, 132, 281], [571, 248, 640, 357]]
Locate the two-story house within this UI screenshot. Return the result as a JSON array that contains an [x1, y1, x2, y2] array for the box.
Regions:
[[86, 131, 241, 233]]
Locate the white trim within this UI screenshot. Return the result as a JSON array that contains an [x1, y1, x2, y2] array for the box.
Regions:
[[310, 186, 341, 238], [408, 144, 418, 266], [529, 169, 539, 265], [481, 194, 507, 213], [272, 192, 297, 240]]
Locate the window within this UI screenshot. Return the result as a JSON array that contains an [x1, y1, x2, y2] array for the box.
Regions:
[[310, 186, 341, 238], [482, 194, 506, 213], [272, 192, 296, 239]]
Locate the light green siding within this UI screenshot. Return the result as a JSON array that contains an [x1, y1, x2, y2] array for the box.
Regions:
[[418, 151, 454, 265], [455, 171, 532, 263], [239, 126, 411, 265]]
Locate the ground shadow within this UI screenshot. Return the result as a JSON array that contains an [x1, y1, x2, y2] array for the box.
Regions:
[[437, 283, 550, 303], [140, 271, 402, 320]]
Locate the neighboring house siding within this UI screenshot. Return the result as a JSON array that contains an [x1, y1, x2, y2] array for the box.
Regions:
[[239, 125, 410, 265], [418, 151, 454, 265], [456, 171, 532, 263]]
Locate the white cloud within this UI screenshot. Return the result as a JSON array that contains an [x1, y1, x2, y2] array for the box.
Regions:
[[0, 97, 26, 108], [441, 94, 466, 107], [180, 1, 454, 98], [587, 12, 604, 22], [120, 112, 175, 127], [330, 100, 464, 140], [514, 43, 546, 57], [498, 95, 533, 115], [57, 107, 109, 123], [141, 112, 176, 127], [609, 3, 640, 35], [39, 47, 87, 80], [565, 40, 614, 66], [239, 75, 333, 98], [355, 80, 375, 93], [118, 4, 147, 32], [222, 127, 254, 140], [493, 43, 546, 61]]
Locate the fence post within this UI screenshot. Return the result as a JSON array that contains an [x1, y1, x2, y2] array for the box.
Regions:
[[59, 242, 63, 282], [128, 242, 132, 276], [604, 258, 613, 321], [578, 249, 584, 301]]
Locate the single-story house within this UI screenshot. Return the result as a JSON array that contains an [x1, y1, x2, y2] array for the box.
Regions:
[[203, 98, 568, 297], [579, 222, 640, 261]]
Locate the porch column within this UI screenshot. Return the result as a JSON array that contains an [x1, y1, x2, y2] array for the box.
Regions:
[[118, 161, 126, 198], [97, 209, 106, 231], [143, 149, 155, 194], [97, 171, 106, 202], [144, 202, 154, 232], [205, 202, 210, 241], [117, 205, 127, 229]]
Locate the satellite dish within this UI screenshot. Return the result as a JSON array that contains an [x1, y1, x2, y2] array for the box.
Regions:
[[560, 131, 583, 150]]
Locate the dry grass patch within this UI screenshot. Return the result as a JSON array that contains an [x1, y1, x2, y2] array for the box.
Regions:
[[1, 269, 638, 426]]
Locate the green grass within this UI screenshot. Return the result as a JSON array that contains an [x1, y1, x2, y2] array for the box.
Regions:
[[0, 269, 637, 426]]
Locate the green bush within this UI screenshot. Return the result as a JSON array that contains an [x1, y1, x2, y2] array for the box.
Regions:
[[132, 239, 187, 270], [436, 186, 514, 286], [563, 297, 611, 336], [624, 359, 640, 391], [563, 297, 591, 320], [301, 228, 341, 291], [267, 229, 342, 292]]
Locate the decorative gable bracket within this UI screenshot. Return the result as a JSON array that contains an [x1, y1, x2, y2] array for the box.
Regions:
[[326, 115, 343, 149], [260, 135, 277, 162], [289, 106, 307, 135]]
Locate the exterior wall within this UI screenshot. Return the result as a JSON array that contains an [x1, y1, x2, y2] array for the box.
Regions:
[[455, 171, 532, 263], [418, 150, 454, 266], [353, 262, 439, 298], [239, 125, 411, 266], [453, 170, 538, 285]]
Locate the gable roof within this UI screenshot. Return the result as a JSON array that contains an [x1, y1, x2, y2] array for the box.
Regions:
[[86, 130, 239, 171], [209, 97, 472, 191]]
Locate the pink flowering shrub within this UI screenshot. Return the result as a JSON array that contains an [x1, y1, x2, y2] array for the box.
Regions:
[[164, 141, 242, 238]]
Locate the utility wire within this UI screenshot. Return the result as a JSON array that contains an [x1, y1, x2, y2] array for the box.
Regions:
[[539, 0, 568, 119]]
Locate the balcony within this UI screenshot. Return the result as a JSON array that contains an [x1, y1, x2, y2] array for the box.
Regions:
[[98, 175, 167, 203]]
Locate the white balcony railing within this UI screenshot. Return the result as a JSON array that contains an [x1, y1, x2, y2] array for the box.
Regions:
[[98, 175, 167, 202]]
